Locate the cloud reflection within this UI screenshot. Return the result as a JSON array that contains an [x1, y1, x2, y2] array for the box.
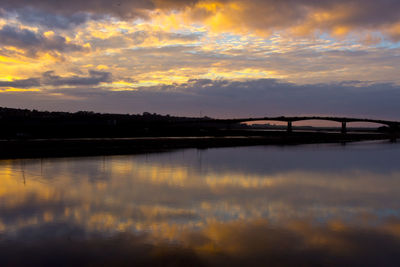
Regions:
[[2, 218, 400, 266], [0, 144, 400, 265]]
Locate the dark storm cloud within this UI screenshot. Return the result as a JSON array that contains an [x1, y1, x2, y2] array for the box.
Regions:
[[42, 70, 111, 86], [0, 0, 199, 21], [0, 0, 200, 15], [102, 79, 399, 119], [0, 25, 87, 56], [1, 78, 400, 119], [13, 7, 89, 29], [0, 71, 111, 89], [0, 0, 154, 18], [0, 0, 202, 32], [0, 77, 40, 88], [1, 0, 399, 32]]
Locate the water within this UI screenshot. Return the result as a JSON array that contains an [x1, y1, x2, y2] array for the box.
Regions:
[[1, 141, 400, 266]]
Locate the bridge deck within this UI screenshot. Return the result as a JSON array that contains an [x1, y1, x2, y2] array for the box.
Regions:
[[212, 116, 400, 127]]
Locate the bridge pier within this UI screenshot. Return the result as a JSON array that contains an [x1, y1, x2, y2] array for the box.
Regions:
[[341, 122, 347, 134], [389, 126, 398, 142], [287, 121, 292, 133]]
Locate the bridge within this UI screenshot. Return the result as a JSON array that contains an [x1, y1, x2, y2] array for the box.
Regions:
[[206, 116, 400, 133]]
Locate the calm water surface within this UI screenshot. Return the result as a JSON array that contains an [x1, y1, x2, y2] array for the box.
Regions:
[[1, 141, 400, 266]]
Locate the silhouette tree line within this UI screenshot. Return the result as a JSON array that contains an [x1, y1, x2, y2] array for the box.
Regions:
[[0, 107, 215, 139]]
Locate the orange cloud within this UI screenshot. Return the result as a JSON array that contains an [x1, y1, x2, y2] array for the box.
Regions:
[[176, 0, 400, 39]]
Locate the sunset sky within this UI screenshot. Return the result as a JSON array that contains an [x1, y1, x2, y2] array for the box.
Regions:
[[0, 0, 400, 118]]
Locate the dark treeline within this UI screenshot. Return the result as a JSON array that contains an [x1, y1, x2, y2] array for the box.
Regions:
[[0, 107, 394, 142], [0, 107, 395, 158], [0, 107, 219, 139]]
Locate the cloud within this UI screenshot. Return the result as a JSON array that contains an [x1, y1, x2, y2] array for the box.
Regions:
[[0, 25, 88, 56], [0, 0, 200, 23], [42, 70, 111, 86], [1, 0, 399, 39], [89, 29, 203, 50], [91, 79, 400, 119], [0, 77, 40, 88], [1, 78, 400, 119], [134, 31, 203, 43], [72, 29, 400, 86], [182, 0, 400, 39], [0, 0, 154, 19], [12, 7, 89, 30], [0, 70, 111, 89], [0, 0, 200, 17]]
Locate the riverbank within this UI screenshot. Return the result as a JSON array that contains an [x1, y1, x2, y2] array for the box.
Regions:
[[0, 131, 395, 159]]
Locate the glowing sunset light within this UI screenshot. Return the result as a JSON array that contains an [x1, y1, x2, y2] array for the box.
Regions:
[[0, 0, 399, 117]]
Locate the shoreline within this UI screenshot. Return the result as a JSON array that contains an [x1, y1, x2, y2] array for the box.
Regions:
[[0, 131, 396, 159]]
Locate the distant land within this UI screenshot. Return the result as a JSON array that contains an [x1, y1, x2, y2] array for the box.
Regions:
[[0, 107, 214, 139], [0, 107, 398, 159]]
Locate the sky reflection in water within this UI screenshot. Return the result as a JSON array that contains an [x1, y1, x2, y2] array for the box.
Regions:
[[1, 141, 400, 266]]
